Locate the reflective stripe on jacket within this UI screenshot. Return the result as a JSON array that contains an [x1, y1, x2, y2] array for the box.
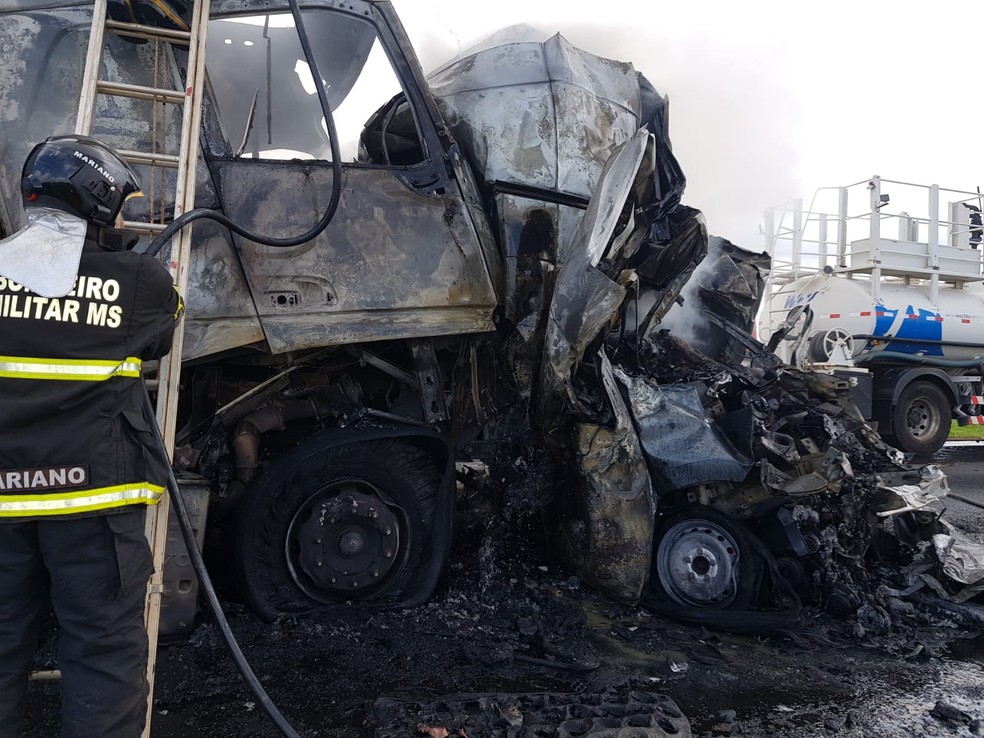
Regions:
[[0, 355, 142, 380], [0, 482, 164, 517]]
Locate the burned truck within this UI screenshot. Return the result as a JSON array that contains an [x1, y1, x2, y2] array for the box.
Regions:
[[0, 0, 959, 626]]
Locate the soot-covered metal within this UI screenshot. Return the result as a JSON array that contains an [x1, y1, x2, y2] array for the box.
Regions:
[[434, 37, 984, 625], [2, 0, 982, 637]]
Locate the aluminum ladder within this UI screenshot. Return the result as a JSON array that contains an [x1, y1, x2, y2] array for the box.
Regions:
[[72, 0, 210, 734]]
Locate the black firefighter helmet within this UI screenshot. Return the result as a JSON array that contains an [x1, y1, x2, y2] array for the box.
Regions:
[[20, 135, 142, 228]]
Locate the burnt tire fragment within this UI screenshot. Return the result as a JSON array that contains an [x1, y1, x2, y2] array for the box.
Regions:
[[234, 436, 439, 620], [650, 509, 764, 611], [890, 380, 951, 456], [369, 690, 691, 738]]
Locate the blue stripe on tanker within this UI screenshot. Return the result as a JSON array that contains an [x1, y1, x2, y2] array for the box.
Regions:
[[870, 305, 944, 356]]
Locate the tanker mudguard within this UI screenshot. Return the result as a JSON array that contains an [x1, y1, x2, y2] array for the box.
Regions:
[[870, 367, 959, 424]]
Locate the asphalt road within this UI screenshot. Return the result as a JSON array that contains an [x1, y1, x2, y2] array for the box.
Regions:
[[921, 441, 984, 540]]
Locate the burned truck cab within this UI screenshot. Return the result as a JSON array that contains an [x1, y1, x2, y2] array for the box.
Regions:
[[0, 0, 503, 619], [182, 0, 509, 618]]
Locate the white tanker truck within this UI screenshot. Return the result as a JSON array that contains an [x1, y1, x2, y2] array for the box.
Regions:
[[762, 175, 984, 455]]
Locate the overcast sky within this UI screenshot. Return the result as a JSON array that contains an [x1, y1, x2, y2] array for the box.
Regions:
[[397, 0, 984, 249]]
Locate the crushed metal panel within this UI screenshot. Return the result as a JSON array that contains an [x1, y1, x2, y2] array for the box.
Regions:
[[538, 129, 701, 605], [529, 113, 703, 605], [619, 207, 709, 344], [618, 376, 754, 492], [493, 193, 584, 325], [660, 236, 770, 364], [424, 27, 683, 337], [772, 448, 852, 496], [874, 465, 949, 517], [428, 34, 644, 199], [538, 130, 650, 428], [551, 353, 655, 603], [493, 193, 586, 397], [933, 533, 984, 586]]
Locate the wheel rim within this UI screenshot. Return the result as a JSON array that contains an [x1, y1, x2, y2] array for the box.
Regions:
[[906, 397, 941, 440], [656, 518, 741, 608], [286, 480, 408, 603]]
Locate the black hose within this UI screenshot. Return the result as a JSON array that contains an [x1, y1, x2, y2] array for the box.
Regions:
[[141, 390, 303, 738], [145, 0, 342, 257], [855, 350, 984, 368]]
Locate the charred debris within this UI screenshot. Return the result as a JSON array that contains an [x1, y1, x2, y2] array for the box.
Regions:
[[415, 36, 978, 637], [144, 28, 981, 635], [521, 160, 971, 639]]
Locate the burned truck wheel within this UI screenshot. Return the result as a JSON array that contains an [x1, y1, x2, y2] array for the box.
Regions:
[[652, 510, 762, 609], [234, 437, 439, 620], [891, 381, 951, 456]]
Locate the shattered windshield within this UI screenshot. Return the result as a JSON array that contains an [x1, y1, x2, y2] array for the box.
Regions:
[[206, 10, 407, 162]]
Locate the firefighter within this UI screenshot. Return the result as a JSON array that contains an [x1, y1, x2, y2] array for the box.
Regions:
[[0, 136, 182, 738]]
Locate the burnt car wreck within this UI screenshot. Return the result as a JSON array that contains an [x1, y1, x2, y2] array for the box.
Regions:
[[2, 0, 983, 644]]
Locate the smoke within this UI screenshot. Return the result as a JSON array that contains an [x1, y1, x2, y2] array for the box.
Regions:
[[397, 1, 805, 250], [552, 22, 802, 250], [399, 0, 984, 255]]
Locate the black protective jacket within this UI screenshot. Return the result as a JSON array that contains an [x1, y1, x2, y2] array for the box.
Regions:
[[0, 232, 181, 520]]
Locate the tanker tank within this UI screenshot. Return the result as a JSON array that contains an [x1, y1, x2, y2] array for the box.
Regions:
[[773, 273, 984, 364]]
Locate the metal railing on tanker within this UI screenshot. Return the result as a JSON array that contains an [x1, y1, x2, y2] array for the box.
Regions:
[[759, 176, 984, 362]]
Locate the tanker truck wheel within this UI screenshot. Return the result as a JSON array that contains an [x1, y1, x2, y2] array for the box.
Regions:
[[891, 381, 952, 456], [233, 436, 439, 620]]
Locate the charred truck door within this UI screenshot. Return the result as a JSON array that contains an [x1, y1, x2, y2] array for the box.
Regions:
[[196, 1, 499, 355]]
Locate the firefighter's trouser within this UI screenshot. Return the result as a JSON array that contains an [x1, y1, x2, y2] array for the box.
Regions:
[[0, 507, 153, 738]]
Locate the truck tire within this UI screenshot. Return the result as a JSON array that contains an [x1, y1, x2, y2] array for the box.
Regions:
[[891, 380, 951, 456], [234, 436, 440, 620]]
